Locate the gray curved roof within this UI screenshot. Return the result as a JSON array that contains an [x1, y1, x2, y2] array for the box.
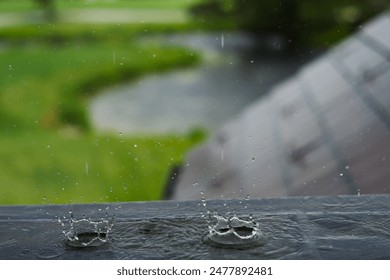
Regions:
[[173, 12, 390, 200]]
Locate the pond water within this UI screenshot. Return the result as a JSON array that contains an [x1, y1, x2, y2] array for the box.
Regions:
[[89, 33, 309, 134]]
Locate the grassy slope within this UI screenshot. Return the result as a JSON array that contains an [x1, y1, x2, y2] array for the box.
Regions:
[[0, 23, 202, 205]]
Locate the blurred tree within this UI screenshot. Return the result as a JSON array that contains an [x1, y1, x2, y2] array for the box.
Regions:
[[35, 0, 57, 22], [190, 0, 301, 51], [233, 0, 300, 50], [190, 0, 390, 51]]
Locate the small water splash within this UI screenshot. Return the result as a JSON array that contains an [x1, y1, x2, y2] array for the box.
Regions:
[[205, 214, 265, 249], [58, 211, 114, 248], [199, 191, 264, 249]]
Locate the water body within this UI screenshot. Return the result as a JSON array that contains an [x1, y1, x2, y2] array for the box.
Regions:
[[89, 33, 308, 134]]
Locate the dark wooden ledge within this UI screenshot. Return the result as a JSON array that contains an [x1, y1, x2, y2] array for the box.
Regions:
[[1, 194, 390, 259]]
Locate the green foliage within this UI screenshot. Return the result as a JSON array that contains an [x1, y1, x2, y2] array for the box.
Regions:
[[187, 127, 208, 144], [34, 0, 56, 22], [0, 23, 194, 44], [190, 0, 390, 50]]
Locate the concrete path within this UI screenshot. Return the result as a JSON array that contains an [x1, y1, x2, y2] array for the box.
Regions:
[[0, 8, 188, 27]]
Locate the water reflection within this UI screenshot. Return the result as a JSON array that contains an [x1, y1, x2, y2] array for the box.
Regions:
[[90, 33, 306, 134]]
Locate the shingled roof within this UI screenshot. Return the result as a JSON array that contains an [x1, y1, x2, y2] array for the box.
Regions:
[[173, 11, 390, 200]]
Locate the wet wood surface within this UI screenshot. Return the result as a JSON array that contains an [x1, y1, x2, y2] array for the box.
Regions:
[[1, 195, 390, 259]]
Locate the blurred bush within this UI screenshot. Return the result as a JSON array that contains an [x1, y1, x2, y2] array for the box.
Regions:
[[34, 0, 57, 22], [190, 0, 390, 51]]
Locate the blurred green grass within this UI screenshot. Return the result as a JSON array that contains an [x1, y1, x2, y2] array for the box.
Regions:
[[0, 20, 203, 205], [0, 131, 197, 205]]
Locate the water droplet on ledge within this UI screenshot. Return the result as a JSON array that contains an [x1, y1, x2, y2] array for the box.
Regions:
[[204, 215, 265, 249], [60, 215, 114, 248]]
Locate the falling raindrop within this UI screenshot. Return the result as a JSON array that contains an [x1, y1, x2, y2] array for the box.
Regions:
[[200, 191, 207, 207], [221, 33, 225, 48], [200, 190, 212, 223]]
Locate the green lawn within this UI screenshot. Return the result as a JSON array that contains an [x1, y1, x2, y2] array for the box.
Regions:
[[0, 131, 196, 205], [0, 23, 203, 205]]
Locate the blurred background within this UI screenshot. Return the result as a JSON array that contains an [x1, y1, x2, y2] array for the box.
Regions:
[[0, 0, 389, 205]]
